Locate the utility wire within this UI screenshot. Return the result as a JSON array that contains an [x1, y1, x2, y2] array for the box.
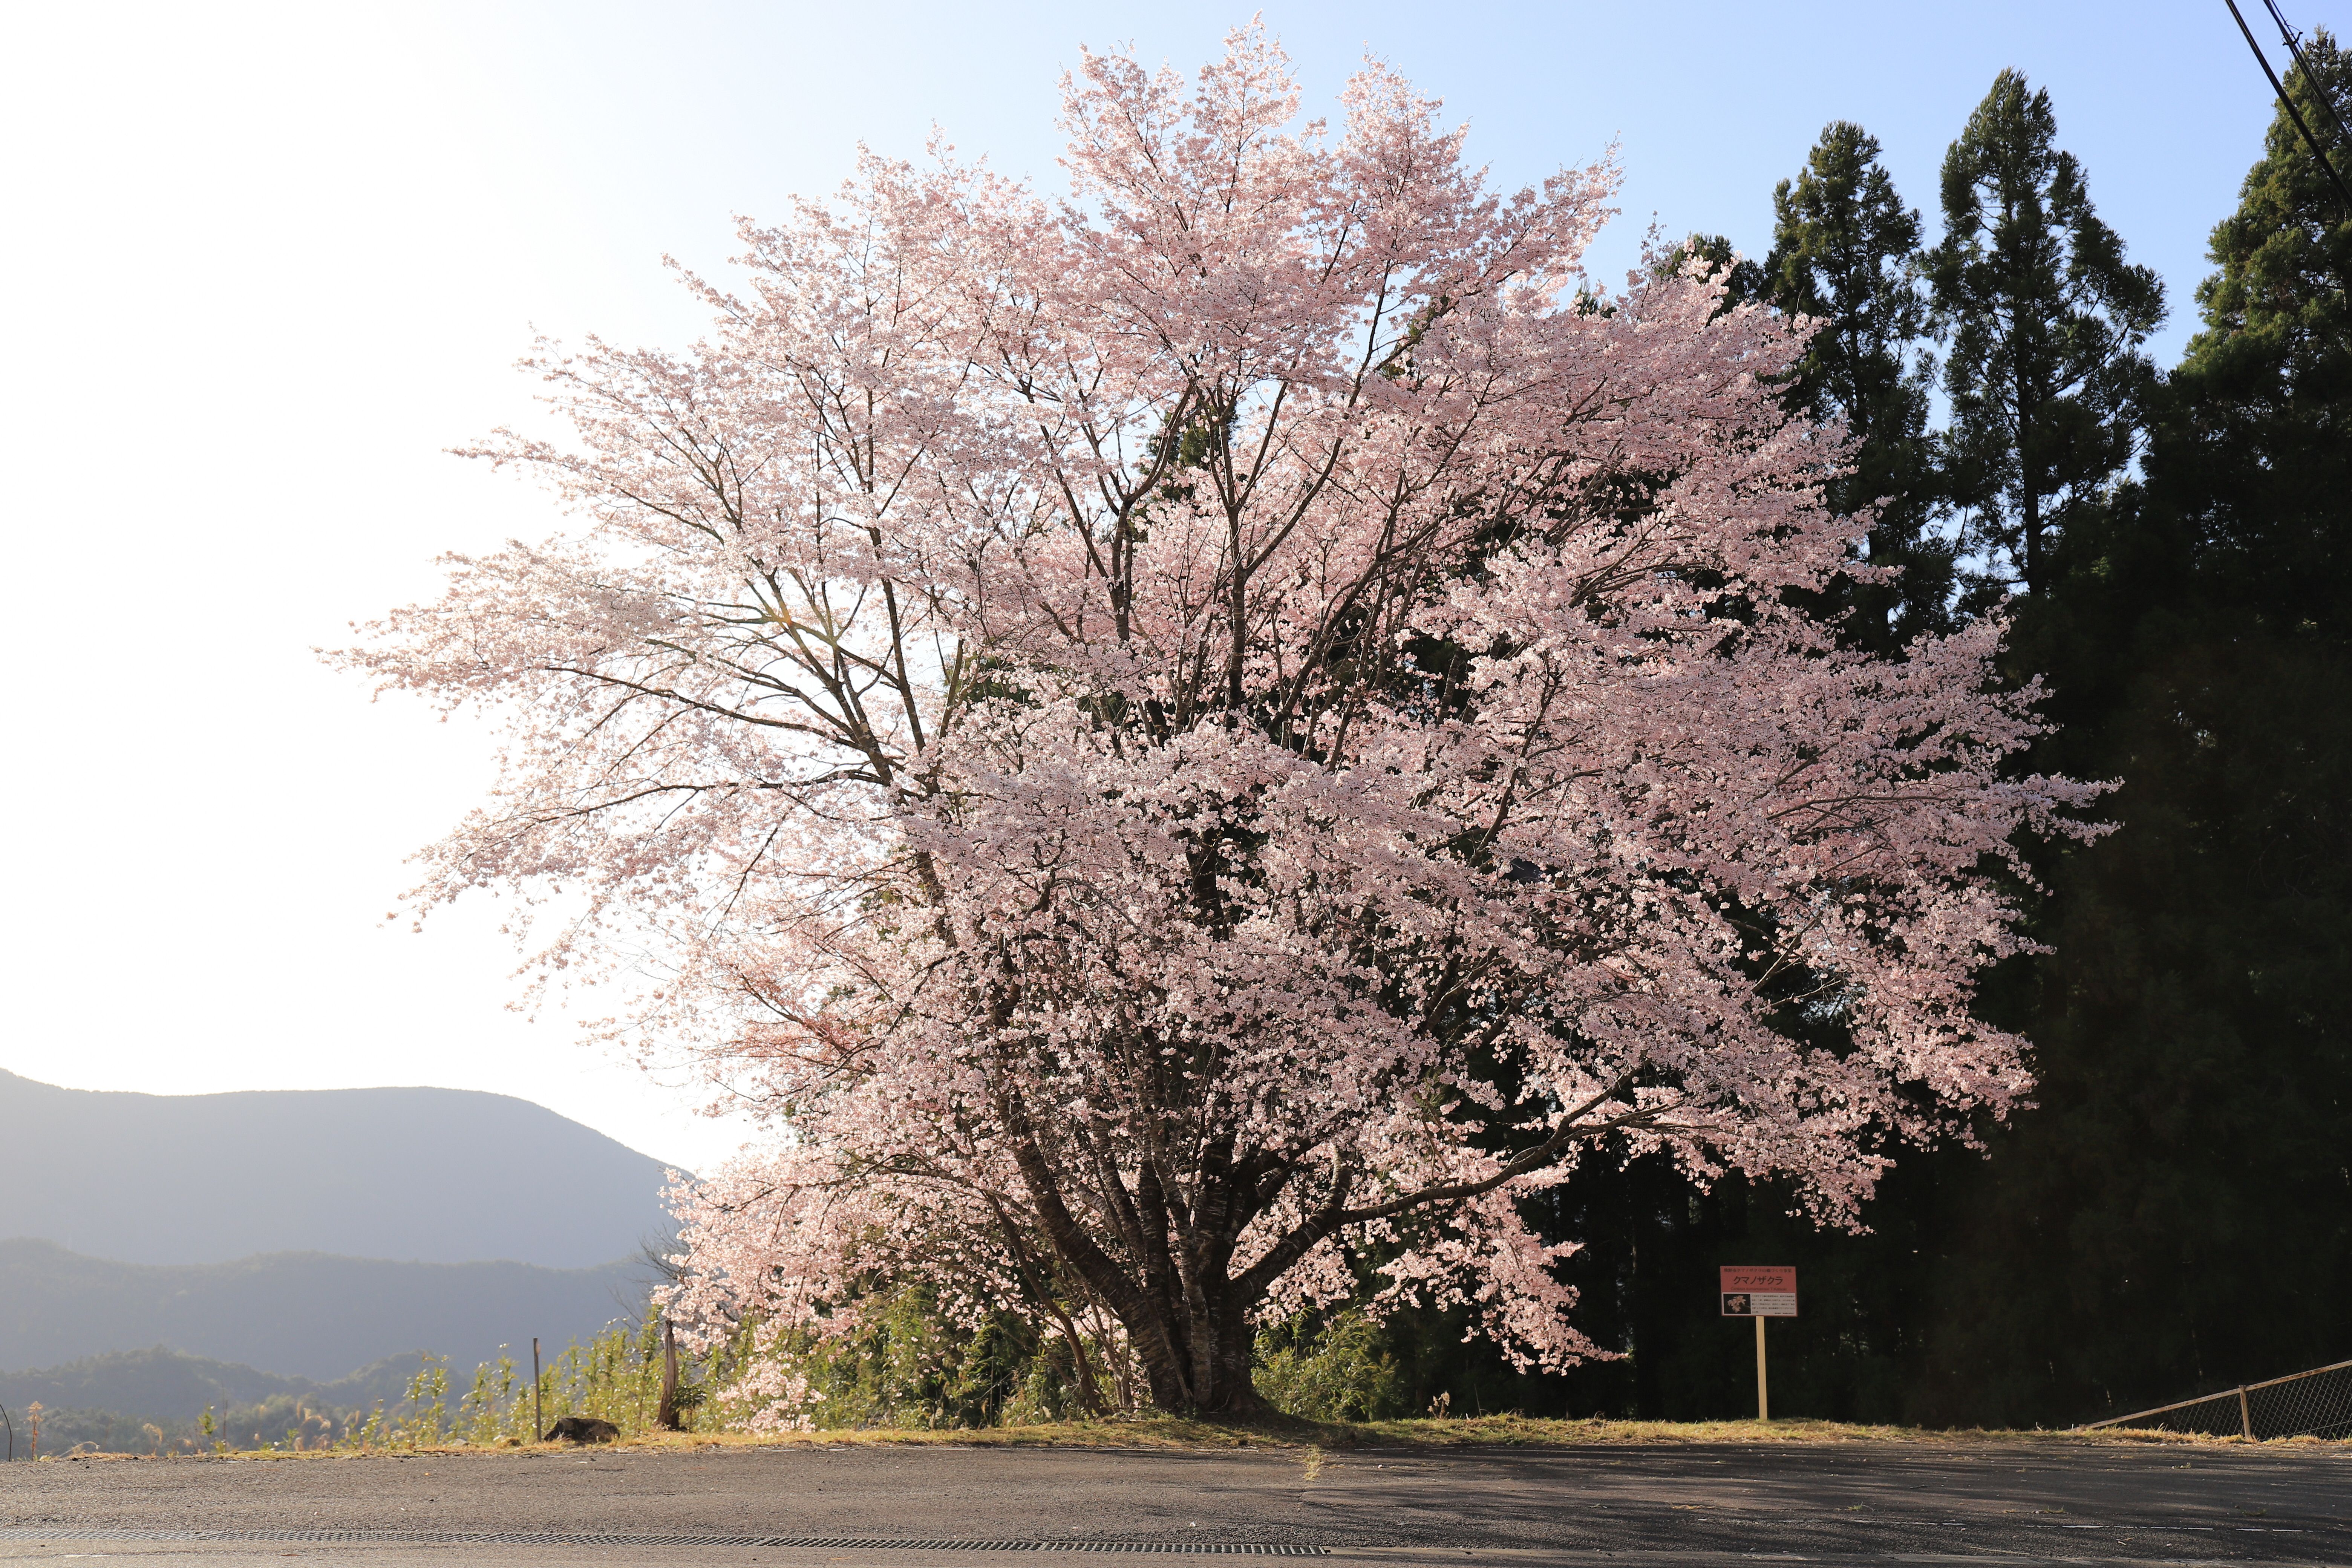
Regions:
[[2225, 0, 2352, 220], [2260, 0, 2352, 147]]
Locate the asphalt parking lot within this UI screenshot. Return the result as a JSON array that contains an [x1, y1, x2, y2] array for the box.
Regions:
[[2, 1438, 2345, 1566]]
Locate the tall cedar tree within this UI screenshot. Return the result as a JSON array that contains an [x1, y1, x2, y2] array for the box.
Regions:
[[1762, 122, 1954, 654], [1902, 31, 2352, 1427], [1482, 73, 2344, 1427], [1927, 71, 2164, 598]]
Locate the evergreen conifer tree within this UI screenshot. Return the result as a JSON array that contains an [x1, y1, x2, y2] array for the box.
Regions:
[[1763, 122, 1954, 652], [1908, 36, 2352, 1425], [1377, 54, 2351, 1431], [1927, 71, 2164, 597], [2170, 29, 2352, 606]]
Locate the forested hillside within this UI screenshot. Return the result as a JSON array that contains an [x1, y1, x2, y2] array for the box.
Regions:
[[0, 1346, 425, 1455]]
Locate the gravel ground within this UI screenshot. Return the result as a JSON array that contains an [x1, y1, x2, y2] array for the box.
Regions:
[[0, 1438, 2345, 1565]]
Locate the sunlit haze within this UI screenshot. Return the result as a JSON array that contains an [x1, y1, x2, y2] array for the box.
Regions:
[[1, 0, 2332, 1171]]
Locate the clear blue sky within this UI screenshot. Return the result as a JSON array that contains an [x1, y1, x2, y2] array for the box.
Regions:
[[1, 0, 2339, 1169], [430, 0, 2344, 362]]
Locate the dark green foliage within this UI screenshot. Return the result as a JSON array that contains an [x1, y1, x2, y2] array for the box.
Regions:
[[782, 1290, 1060, 1429], [1253, 1310, 1407, 1422], [1364, 65, 2348, 1432], [2177, 28, 2352, 608], [1657, 231, 1766, 310], [1905, 32, 2352, 1426], [1908, 615, 2352, 1422], [1529, 1156, 1935, 1421], [1927, 70, 2165, 599], [1761, 122, 1955, 652]]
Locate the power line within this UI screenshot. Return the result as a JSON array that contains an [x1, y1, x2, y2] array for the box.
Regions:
[[2260, 1, 2352, 149], [2223, 0, 2352, 220]]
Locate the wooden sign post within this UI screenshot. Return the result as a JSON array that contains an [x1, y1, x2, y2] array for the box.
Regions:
[[1719, 1266, 1797, 1422]]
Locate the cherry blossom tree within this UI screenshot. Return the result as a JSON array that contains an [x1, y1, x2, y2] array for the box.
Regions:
[[346, 27, 2095, 1417]]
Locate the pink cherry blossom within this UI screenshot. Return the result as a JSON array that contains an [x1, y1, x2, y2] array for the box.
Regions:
[[342, 24, 2097, 1417]]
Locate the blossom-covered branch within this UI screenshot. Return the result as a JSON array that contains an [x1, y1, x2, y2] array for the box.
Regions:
[[343, 24, 2096, 1417]]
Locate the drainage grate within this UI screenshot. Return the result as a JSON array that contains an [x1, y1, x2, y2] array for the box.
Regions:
[[0, 1529, 1326, 1555]]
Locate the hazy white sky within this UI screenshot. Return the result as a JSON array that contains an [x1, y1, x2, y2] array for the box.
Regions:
[[2, 0, 2337, 1170]]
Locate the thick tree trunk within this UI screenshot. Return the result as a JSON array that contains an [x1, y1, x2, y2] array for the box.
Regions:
[[1007, 1127, 1276, 1416], [1124, 1279, 1268, 1415]]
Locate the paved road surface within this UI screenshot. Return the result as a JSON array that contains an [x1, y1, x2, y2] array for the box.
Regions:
[[1, 1439, 2345, 1565]]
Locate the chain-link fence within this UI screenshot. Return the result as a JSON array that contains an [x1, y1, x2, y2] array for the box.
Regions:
[[2078, 1357, 2352, 1440]]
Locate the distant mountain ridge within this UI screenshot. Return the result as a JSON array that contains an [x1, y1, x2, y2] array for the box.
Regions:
[[0, 1344, 422, 1426], [0, 1345, 438, 1456], [0, 1238, 649, 1383], [0, 1069, 682, 1268]]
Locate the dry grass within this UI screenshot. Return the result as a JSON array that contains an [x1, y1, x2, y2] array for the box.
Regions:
[[56, 1413, 2344, 1461]]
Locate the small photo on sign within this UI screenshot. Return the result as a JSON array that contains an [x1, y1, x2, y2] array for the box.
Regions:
[[1719, 1265, 1798, 1316]]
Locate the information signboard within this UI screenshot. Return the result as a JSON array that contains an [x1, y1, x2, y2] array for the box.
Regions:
[[1719, 1265, 1798, 1318]]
